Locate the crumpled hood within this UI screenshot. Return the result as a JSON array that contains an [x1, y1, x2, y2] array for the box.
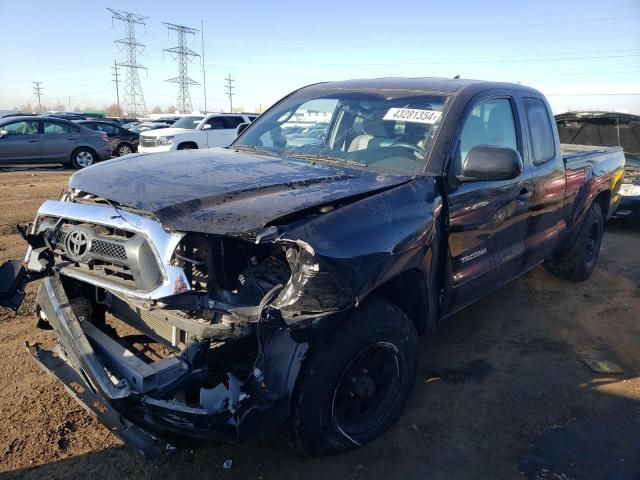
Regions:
[[69, 149, 411, 235]]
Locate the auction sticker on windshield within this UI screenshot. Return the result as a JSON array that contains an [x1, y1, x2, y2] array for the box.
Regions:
[[383, 108, 442, 124]]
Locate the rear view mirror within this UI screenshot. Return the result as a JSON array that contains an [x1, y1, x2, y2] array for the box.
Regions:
[[235, 122, 250, 136], [202, 124, 212, 130], [460, 145, 523, 182], [0, 129, 8, 138]]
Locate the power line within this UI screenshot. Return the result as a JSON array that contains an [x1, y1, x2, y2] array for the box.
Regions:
[[225, 74, 234, 112], [162, 22, 200, 113], [32, 82, 43, 112], [111, 60, 121, 114], [108, 8, 148, 116], [208, 53, 640, 69]]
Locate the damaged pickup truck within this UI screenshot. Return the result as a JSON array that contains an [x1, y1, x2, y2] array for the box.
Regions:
[[0, 78, 625, 458]]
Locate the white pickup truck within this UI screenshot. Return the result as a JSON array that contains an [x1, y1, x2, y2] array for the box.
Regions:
[[138, 113, 258, 153]]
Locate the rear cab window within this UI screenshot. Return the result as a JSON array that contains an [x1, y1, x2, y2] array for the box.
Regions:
[[523, 97, 555, 164]]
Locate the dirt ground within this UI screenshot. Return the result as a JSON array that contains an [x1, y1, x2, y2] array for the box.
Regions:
[[0, 169, 638, 480]]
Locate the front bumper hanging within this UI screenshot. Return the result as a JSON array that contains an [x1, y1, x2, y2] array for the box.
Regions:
[[27, 275, 307, 458]]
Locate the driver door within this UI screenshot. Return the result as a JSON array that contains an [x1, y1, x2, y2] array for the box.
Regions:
[[443, 96, 533, 315]]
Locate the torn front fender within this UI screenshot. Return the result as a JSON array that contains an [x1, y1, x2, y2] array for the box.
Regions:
[[275, 176, 442, 306]]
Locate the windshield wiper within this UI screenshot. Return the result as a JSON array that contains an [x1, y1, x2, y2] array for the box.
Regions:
[[231, 145, 281, 157], [287, 153, 368, 168]]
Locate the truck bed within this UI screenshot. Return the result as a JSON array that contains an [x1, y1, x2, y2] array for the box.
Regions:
[[561, 143, 624, 163]]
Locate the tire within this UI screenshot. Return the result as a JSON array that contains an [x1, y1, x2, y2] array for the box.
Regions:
[[116, 142, 133, 157], [70, 147, 96, 169], [177, 142, 197, 150], [291, 297, 418, 456], [544, 203, 604, 282]]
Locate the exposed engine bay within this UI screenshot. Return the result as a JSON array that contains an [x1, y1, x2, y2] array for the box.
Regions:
[[15, 193, 358, 456]]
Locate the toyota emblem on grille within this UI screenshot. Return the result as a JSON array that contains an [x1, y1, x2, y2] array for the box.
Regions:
[[65, 229, 90, 261]]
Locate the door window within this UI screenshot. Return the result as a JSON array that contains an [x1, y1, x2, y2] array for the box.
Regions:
[[458, 98, 518, 169], [208, 116, 245, 129], [95, 123, 119, 135], [206, 117, 225, 130], [523, 97, 555, 164], [3, 121, 38, 135], [44, 121, 73, 134]]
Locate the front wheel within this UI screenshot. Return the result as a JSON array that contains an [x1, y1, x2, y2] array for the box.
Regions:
[[177, 142, 197, 150], [291, 297, 418, 456], [71, 148, 96, 169], [544, 203, 604, 281]]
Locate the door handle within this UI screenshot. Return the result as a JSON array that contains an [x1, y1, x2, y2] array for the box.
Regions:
[[27, 139, 39, 143], [517, 188, 532, 202], [67, 137, 78, 141]]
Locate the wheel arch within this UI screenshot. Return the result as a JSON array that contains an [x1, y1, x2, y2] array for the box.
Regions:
[[593, 189, 611, 221], [177, 141, 198, 150], [368, 268, 430, 334]]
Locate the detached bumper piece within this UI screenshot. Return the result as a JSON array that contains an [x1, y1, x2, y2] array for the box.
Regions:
[[27, 342, 165, 458]]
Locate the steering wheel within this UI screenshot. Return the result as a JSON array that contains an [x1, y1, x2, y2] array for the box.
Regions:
[[390, 141, 423, 156]]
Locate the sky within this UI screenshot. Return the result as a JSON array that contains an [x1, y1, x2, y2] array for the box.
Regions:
[[0, 0, 639, 114]]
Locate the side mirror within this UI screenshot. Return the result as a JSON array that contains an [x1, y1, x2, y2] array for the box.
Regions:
[[460, 145, 523, 182], [202, 124, 212, 130], [0, 130, 8, 138], [235, 122, 250, 136]]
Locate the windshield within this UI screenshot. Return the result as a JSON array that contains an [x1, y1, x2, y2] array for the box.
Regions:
[[172, 116, 204, 129], [234, 90, 449, 174]]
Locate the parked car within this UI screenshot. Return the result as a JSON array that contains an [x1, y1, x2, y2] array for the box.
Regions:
[[0, 115, 111, 168], [0, 78, 624, 459], [138, 113, 258, 153], [556, 111, 640, 220], [127, 122, 172, 134], [286, 127, 327, 146], [42, 112, 87, 121], [0, 112, 38, 119], [76, 120, 139, 157], [154, 116, 180, 125]]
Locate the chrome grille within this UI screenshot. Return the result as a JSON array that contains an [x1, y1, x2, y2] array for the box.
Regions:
[[33, 200, 189, 300], [44, 228, 67, 246], [140, 137, 158, 148], [90, 240, 127, 261]]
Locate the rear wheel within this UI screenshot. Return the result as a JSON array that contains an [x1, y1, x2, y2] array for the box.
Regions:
[[291, 297, 418, 455], [70, 148, 96, 169], [116, 142, 133, 156], [544, 203, 604, 281]]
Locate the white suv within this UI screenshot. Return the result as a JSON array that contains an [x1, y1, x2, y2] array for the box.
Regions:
[[138, 113, 257, 153]]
